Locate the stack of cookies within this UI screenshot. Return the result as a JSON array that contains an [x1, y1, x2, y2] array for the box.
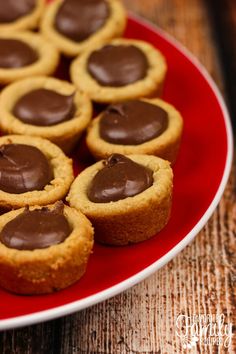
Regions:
[[0, 0, 183, 294]]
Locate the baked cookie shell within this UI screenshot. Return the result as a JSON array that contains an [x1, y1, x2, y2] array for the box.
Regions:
[[67, 155, 173, 245], [0, 0, 45, 32], [0, 31, 59, 85], [41, 0, 127, 57], [70, 39, 167, 103], [86, 98, 183, 164], [0, 135, 74, 210], [0, 77, 92, 153], [0, 204, 94, 294]]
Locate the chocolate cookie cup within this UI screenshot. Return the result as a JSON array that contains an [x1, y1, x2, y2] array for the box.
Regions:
[[0, 31, 59, 85], [67, 154, 173, 245], [0, 135, 74, 211], [0, 0, 45, 32], [0, 202, 94, 294], [70, 39, 167, 103], [86, 98, 183, 164], [41, 0, 127, 57], [0, 77, 93, 153]]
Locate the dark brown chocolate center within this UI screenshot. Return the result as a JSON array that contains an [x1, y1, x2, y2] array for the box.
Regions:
[[0, 0, 36, 23], [13, 89, 75, 127], [0, 39, 38, 69], [87, 45, 149, 87], [0, 144, 53, 194], [0, 203, 71, 250], [88, 154, 153, 203], [100, 100, 168, 145], [55, 0, 110, 42]]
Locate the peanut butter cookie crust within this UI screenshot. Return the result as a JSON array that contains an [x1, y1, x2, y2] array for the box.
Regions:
[[0, 204, 94, 294], [67, 154, 173, 245], [0, 76, 92, 153]]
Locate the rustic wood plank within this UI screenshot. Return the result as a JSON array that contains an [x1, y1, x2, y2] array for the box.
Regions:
[[0, 0, 235, 353], [207, 0, 236, 133]]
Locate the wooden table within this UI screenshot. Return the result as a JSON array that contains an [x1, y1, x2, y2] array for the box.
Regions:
[[1, 0, 235, 353]]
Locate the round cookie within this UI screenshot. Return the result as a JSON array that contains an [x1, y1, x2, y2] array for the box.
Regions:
[[0, 0, 45, 32], [0, 77, 92, 153], [86, 98, 183, 164], [41, 0, 127, 57], [67, 154, 173, 245], [0, 202, 94, 294], [0, 31, 59, 85], [0, 135, 74, 210], [70, 38, 167, 103]]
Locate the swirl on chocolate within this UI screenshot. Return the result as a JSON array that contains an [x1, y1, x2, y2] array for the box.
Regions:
[[0, 203, 71, 250], [13, 89, 75, 126], [0, 144, 53, 194], [100, 100, 168, 145], [87, 45, 148, 87], [55, 0, 110, 42], [0, 39, 38, 68], [0, 0, 36, 24], [88, 154, 153, 203]]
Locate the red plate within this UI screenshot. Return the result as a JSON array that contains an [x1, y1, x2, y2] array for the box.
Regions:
[[0, 15, 233, 330]]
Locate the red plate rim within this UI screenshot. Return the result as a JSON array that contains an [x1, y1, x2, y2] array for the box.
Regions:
[[0, 13, 233, 331]]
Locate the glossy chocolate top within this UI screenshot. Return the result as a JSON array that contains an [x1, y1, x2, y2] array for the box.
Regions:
[[0, 144, 53, 194], [0, 203, 71, 250], [87, 154, 153, 203], [0, 39, 38, 69], [87, 45, 148, 87], [55, 0, 109, 42], [13, 89, 75, 126], [0, 0, 36, 23], [100, 100, 168, 145]]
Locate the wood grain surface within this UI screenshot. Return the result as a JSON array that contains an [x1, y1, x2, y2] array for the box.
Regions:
[[0, 0, 235, 353]]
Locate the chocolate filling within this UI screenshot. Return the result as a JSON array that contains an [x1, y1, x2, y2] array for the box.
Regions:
[[100, 100, 168, 145], [13, 89, 75, 127], [55, 0, 109, 42], [0, 144, 53, 194], [87, 154, 153, 203], [0, 39, 38, 69], [0, 202, 71, 250], [87, 45, 149, 87], [0, 0, 36, 23]]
